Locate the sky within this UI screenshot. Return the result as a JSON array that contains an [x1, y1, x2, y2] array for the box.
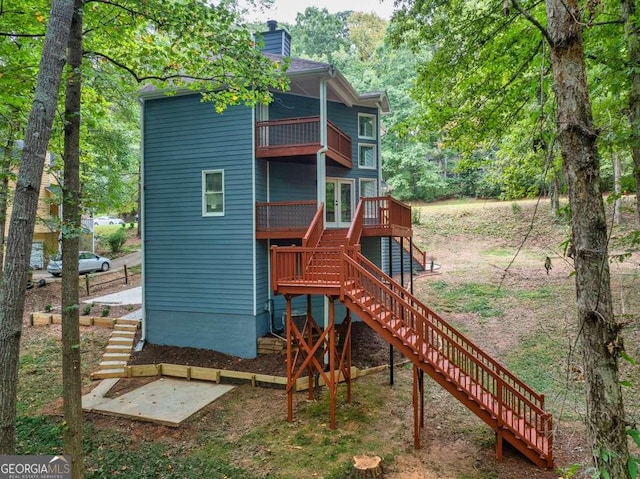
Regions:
[[242, 0, 396, 24]]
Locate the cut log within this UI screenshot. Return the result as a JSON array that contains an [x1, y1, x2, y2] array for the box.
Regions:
[[352, 454, 382, 479]]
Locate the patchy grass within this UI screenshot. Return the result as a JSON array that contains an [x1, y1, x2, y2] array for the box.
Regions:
[[18, 327, 110, 416]]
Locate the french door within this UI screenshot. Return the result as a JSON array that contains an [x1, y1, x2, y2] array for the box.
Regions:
[[325, 178, 354, 228]]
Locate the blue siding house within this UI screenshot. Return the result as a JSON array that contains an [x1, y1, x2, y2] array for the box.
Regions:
[[140, 22, 412, 358], [138, 25, 555, 468]]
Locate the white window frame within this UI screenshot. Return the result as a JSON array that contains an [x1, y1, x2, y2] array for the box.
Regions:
[[358, 143, 377, 170], [359, 178, 377, 198], [358, 113, 377, 140], [202, 169, 225, 217]]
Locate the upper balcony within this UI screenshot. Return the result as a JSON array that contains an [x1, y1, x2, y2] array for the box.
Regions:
[[255, 116, 352, 168]]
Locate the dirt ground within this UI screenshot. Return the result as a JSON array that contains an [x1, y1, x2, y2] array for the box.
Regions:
[[22, 198, 640, 478]]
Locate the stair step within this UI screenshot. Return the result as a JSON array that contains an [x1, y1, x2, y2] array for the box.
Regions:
[[106, 344, 133, 352], [111, 330, 135, 337], [91, 369, 125, 379], [100, 360, 128, 367], [103, 353, 130, 360], [109, 337, 134, 345], [114, 324, 138, 332], [116, 318, 140, 326]]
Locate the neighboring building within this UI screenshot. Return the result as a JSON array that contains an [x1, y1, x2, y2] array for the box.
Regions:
[[3, 147, 60, 269], [140, 21, 417, 358]]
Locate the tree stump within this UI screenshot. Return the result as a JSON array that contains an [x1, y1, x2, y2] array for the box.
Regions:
[[352, 454, 382, 478]]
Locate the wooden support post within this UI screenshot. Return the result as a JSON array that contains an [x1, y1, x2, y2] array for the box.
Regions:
[[85, 274, 90, 296], [419, 369, 424, 428], [345, 309, 352, 403], [496, 429, 504, 461], [388, 235, 394, 386], [286, 296, 293, 423], [413, 365, 420, 449], [329, 296, 336, 430], [307, 294, 314, 400], [409, 238, 414, 295], [124, 264, 128, 284]]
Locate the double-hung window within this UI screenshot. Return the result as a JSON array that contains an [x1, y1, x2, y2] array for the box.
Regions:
[[358, 113, 377, 169], [358, 114, 376, 140], [358, 144, 376, 169], [202, 170, 224, 216]]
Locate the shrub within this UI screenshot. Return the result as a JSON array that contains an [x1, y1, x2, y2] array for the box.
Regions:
[[101, 305, 111, 317], [412, 208, 422, 225], [107, 227, 127, 254], [83, 304, 92, 316], [44, 304, 52, 313]]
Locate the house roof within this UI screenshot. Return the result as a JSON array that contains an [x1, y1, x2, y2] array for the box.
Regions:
[[140, 53, 390, 113], [265, 53, 390, 113]]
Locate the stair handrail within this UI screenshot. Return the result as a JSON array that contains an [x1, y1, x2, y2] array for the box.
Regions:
[[342, 252, 552, 458], [349, 251, 546, 409], [302, 203, 325, 248], [346, 199, 364, 246], [395, 236, 427, 270]]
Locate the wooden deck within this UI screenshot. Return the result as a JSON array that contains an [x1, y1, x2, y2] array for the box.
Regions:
[[256, 197, 412, 240], [255, 116, 352, 168]]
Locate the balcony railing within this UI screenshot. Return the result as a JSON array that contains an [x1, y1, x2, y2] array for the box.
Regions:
[[255, 116, 352, 168], [256, 197, 412, 240], [256, 201, 317, 239], [360, 197, 412, 237]]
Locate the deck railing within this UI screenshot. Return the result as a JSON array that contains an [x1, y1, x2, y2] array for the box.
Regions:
[[257, 197, 410, 239], [255, 116, 352, 166], [302, 203, 324, 248], [342, 250, 553, 459], [361, 197, 412, 232], [256, 201, 317, 234]]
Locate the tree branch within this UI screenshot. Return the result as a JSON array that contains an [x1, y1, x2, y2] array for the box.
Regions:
[[84, 50, 226, 84], [511, 0, 554, 45], [0, 32, 45, 37]]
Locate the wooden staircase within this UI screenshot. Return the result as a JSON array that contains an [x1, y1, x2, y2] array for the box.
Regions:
[[271, 217, 553, 468], [91, 319, 140, 379]]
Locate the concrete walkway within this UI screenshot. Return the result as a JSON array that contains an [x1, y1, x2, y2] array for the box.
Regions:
[[83, 286, 141, 305], [82, 378, 234, 426]]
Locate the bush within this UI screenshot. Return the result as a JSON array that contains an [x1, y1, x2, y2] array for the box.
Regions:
[[107, 227, 127, 254]]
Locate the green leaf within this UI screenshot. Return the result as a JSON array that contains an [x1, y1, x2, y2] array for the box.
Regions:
[[628, 429, 640, 448], [628, 458, 638, 479], [620, 380, 634, 388], [621, 351, 637, 365]]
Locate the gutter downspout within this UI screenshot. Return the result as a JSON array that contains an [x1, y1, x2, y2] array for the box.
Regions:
[[316, 77, 328, 207], [135, 97, 146, 351], [316, 77, 330, 351]]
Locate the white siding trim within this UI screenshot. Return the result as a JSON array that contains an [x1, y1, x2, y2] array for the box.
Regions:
[[252, 107, 257, 314]]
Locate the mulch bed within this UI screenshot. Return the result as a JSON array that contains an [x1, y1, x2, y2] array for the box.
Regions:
[[128, 322, 393, 377]]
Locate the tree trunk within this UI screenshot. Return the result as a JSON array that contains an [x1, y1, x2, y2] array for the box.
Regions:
[[0, 0, 75, 454], [622, 0, 640, 225], [613, 153, 622, 226], [544, 0, 630, 476], [0, 137, 14, 280], [61, 2, 84, 477], [549, 171, 560, 215], [352, 454, 382, 479]]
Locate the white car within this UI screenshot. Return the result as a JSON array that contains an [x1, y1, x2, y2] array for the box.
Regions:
[[93, 215, 124, 226], [47, 251, 111, 277]]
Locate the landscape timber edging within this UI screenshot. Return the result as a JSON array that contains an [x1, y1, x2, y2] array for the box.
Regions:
[[30, 312, 118, 328], [91, 362, 402, 390]]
